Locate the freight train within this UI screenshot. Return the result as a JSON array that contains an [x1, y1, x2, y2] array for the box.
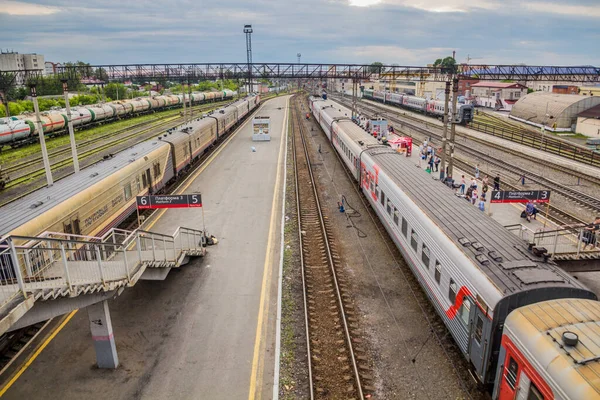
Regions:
[[0, 89, 237, 149], [310, 96, 600, 400], [362, 89, 474, 124], [0, 95, 260, 246]]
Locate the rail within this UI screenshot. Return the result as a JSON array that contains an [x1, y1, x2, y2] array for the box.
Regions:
[[0, 226, 206, 313], [468, 120, 600, 167]]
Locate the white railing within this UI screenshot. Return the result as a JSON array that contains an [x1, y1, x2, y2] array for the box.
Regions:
[[504, 223, 600, 258], [0, 226, 206, 311]]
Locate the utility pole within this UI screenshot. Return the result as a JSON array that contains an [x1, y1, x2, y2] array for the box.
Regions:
[[0, 91, 9, 118], [447, 77, 459, 178], [244, 24, 253, 94], [61, 79, 80, 173], [29, 83, 53, 187], [439, 81, 451, 181], [188, 79, 193, 122], [181, 80, 186, 119]]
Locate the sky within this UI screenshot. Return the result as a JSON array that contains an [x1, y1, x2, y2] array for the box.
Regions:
[[0, 0, 598, 67]]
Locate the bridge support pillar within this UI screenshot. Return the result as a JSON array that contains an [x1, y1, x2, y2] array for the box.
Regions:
[[87, 300, 119, 369]]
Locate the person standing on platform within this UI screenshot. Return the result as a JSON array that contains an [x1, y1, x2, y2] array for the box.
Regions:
[[582, 217, 600, 250], [475, 164, 480, 179], [434, 155, 440, 172], [460, 175, 466, 194], [470, 177, 477, 190], [494, 174, 501, 191], [471, 188, 479, 205], [428, 155, 434, 172], [478, 192, 486, 212]]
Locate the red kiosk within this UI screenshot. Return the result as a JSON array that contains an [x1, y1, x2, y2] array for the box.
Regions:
[[387, 136, 413, 156]]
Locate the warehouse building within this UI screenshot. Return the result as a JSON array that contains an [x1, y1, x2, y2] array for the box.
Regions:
[[509, 92, 600, 132], [576, 104, 600, 137]]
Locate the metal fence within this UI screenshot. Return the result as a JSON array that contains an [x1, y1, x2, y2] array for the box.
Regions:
[[469, 121, 600, 167], [0, 226, 206, 311]]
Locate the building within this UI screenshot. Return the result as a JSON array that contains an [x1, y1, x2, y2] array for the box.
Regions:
[[471, 82, 527, 110], [509, 92, 600, 131], [457, 77, 479, 97], [576, 104, 600, 137], [0, 51, 44, 72], [44, 61, 60, 75], [580, 85, 600, 96], [552, 85, 579, 95]]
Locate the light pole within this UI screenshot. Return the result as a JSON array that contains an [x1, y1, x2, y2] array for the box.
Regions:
[[244, 24, 253, 94], [29, 83, 53, 187], [61, 79, 80, 173]]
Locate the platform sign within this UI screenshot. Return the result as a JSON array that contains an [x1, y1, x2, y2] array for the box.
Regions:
[[136, 194, 202, 210], [490, 190, 550, 204]]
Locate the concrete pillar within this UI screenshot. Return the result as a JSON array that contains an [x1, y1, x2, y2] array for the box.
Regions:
[[87, 300, 119, 368]]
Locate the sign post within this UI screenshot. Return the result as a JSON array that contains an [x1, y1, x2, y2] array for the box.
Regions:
[[490, 190, 551, 224], [136, 194, 203, 229]]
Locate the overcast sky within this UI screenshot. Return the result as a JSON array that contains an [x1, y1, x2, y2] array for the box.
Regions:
[[0, 0, 598, 66]]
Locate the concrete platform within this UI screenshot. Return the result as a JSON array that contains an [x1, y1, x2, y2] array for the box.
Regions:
[[359, 98, 600, 179], [0, 95, 289, 399]]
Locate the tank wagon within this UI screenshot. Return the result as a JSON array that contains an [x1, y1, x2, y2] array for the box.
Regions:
[[0, 89, 237, 149], [310, 97, 599, 399], [362, 89, 473, 124], [0, 95, 260, 247]]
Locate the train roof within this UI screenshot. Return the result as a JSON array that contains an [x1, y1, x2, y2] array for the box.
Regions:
[[0, 139, 168, 238], [368, 149, 585, 297], [314, 98, 590, 305], [505, 299, 600, 399]]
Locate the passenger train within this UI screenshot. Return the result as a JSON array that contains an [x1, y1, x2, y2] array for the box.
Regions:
[[362, 89, 474, 125], [0, 89, 237, 149], [310, 96, 600, 400], [0, 95, 260, 246]]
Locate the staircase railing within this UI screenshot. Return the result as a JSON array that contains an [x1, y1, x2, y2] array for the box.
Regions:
[[0, 226, 206, 311]]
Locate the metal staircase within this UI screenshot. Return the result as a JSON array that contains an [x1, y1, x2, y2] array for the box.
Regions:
[[0, 226, 206, 335]]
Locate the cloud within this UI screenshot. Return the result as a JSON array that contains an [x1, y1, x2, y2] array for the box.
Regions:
[[522, 1, 600, 17], [328, 45, 455, 64], [347, 0, 499, 12], [0, 1, 59, 15]]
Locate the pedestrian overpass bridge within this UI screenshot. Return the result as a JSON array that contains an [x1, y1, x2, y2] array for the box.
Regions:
[[0, 226, 206, 368]]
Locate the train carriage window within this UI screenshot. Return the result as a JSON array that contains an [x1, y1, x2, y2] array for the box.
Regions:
[[449, 279, 457, 303], [475, 315, 484, 344], [421, 245, 430, 268], [458, 298, 471, 326], [136, 176, 141, 192], [154, 162, 161, 179], [142, 173, 148, 188], [124, 183, 132, 200], [506, 357, 518, 389], [393, 208, 399, 225], [435, 261, 441, 284], [401, 217, 408, 237], [410, 229, 419, 252], [381, 191, 385, 206], [386, 201, 391, 215], [528, 383, 543, 400]]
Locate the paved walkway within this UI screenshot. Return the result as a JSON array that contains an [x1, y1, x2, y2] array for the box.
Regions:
[[1, 95, 289, 400]]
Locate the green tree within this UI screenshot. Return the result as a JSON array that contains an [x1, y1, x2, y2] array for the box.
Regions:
[[369, 62, 384, 74], [433, 57, 457, 74], [104, 83, 127, 101]]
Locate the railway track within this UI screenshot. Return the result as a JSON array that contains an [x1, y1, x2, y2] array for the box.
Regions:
[[337, 98, 593, 225], [337, 94, 600, 168], [1, 101, 228, 184], [291, 96, 367, 399], [337, 99, 599, 209], [0, 97, 278, 207]]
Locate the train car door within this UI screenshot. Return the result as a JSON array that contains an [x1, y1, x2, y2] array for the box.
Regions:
[[468, 307, 490, 380], [145, 168, 153, 194]]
